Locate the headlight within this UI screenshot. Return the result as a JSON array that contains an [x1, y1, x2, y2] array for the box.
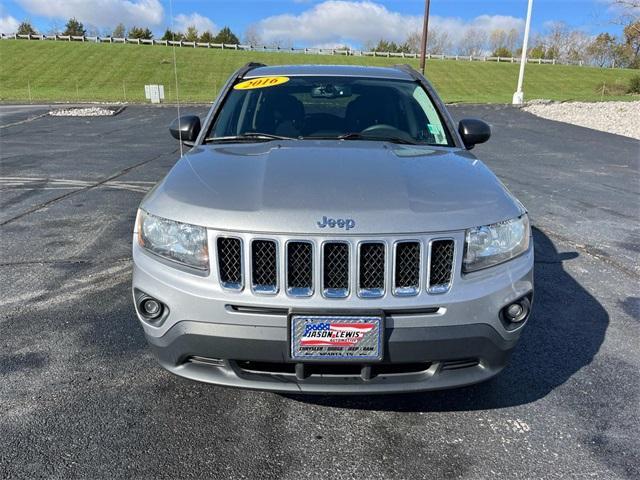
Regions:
[[136, 210, 209, 270], [463, 214, 530, 272]]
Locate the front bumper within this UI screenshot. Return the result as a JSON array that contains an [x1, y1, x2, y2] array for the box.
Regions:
[[132, 242, 533, 394]]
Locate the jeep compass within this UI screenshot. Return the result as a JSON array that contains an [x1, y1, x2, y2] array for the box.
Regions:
[[132, 64, 533, 393]]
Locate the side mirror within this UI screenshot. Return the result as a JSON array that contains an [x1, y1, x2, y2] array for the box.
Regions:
[[170, 115, 201, 143], [458, 118, 491, 149]]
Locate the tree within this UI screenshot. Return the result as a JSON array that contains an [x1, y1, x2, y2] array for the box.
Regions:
[[528, 43, 546, 59], [112, 23, 125, 38], [127, 26, 153, 39], [183, 25, 199, 42], [244, 25, 262, 47], [458, 28, 487, 56], [493, 46, 513, 57], [404, 31, 421, 53], [63, 17, 86, 36], [489, 29, 507, 53], [213, 26, 240, 44], [506, 28, 520, 54], [565, 30, 592, 63], [623, 21, 640, 67], [199, 31, 215, 43], [17, 21, 37, 36], [587, 33, 618, 67], [428, 30, 453, 54], [161, 29, 181, 41]]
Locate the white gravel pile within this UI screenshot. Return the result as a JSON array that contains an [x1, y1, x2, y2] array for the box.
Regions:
[[522, 100, 640, 140], [49, 107, 117, 117]]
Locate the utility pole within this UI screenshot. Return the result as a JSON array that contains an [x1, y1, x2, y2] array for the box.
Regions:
[[419, 0, 431, 75], [513, 0, 534, 105]]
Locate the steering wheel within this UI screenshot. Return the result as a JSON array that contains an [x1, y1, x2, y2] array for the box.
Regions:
[[361, 124, 415, 143]]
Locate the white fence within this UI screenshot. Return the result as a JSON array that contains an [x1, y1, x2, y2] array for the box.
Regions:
[[1, 32, 588, 67]]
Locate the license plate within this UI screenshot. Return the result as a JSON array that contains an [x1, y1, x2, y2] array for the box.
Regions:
[[290, 314, 383, 362]]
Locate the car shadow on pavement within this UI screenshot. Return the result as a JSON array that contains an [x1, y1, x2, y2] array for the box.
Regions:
[[289, 227, 609, 411]]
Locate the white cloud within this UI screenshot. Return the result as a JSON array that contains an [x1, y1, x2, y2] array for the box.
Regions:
[[0, 14, 19, 33], [252, 1, 524, 50], [0, 3, 20, 33], [16, 0, 164, 29], [173, 13, 217, 34]]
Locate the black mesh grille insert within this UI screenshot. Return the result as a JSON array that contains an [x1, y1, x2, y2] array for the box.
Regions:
[[429, 240, 454, 288], [323, 243, 349, 292], [217, 237, 242, 287], [251, 240, 277, 290], [359, 243, 385, 291], [395, 242, 421, 289], [287, 242, 313, 291]]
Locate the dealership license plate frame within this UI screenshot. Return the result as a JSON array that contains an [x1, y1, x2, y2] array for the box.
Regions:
[[288, 311, 384, 362]]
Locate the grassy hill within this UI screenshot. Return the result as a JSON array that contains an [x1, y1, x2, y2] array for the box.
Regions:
[[1, 40, 638, 104]]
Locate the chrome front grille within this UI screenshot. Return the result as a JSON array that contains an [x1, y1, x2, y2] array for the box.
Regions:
[[428, 239, 455, 293], [323, 242, 350, 298], [217, 237, 242, 290], [393, 241, 421, 296], [358, 242, 385, 298], [215, 234, 456, 298], [251, 240, 278, 294], [286, 241, 313, 296]]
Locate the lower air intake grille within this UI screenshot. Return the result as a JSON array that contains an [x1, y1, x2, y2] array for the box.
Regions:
[[251, 240, 278, 293], [394, 241, 420, 295], [359, 243, 385, 297], [323, 242, 349, 297], [429, 239, 454, 293], [217, 237, 242, 290], [287, 242, 313, 296]]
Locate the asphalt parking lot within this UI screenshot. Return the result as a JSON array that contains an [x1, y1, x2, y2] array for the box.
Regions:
[[1, 103, 638, 479]]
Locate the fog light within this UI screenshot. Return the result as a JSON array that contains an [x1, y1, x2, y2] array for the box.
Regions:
[[503, 297, 530, 323], [140, 298, 162, 319], [507, 304, 523, 318]]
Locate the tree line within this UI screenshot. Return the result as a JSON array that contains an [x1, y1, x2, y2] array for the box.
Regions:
[[15, 18, 240, 45], [365, 20, 638, 68]]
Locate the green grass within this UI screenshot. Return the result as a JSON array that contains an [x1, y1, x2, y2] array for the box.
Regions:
[[1, 40, 638, 103]]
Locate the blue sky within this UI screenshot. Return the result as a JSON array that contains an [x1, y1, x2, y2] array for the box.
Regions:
[[0, 1, 620, 48]]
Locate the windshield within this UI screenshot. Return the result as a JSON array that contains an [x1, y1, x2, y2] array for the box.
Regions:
[[208, 76, 452, 146]]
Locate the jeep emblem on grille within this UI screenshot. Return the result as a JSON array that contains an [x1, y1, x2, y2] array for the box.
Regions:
[[317, 216, 355, 230]]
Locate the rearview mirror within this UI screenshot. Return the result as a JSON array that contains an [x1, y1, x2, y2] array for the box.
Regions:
[[458, 118, 491, 149], [170, 115, 201, 143], [310, 84, 352, 99]]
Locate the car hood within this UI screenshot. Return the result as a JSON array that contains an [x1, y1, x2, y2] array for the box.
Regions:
[[142, 140, 524, 235]]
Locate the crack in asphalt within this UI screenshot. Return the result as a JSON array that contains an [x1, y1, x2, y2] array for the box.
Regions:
[[0, 112, 50, 129], [0, 258, 131, 267], [536, 223, 639, 279], [0, 149, 177, 226]]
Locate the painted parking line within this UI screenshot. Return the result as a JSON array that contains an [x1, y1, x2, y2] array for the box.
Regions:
[[0, 176, 156, 194]]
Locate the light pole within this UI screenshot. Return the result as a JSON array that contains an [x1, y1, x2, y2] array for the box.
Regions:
[[419, 0, 431, 75], [513, 0, 534, 105]]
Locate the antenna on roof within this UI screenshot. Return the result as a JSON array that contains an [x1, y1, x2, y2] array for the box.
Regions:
[[169, 0, 183, 157]]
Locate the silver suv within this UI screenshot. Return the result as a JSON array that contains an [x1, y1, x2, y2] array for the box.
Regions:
[[132, 64, 533, 394]]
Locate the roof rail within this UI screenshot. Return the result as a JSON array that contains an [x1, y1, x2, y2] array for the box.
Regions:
[[237, 62, 266, 78], [392, 64, 421, 80]]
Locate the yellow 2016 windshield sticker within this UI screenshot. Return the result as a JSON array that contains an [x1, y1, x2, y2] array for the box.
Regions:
[[234, 76, 290, 90]]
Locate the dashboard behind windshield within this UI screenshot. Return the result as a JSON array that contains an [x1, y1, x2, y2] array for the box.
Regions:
[[209, 76, 453, 146]]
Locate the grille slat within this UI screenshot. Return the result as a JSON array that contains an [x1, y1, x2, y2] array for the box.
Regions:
[[394, 241, 421, 296], [359, 243, 385, 297], [217, 237, 243, 290], [323, 242, 350, 298], [251, 240, 278, 294], [429, 239, 455, 293], [287, 242, 313, 296]]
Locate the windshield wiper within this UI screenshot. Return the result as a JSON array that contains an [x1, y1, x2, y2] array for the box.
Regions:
[[204, 132, 296, 143], [305, 133, 418, 145]]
